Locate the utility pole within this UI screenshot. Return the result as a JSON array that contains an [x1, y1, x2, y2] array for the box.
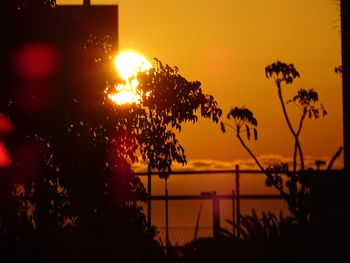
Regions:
[[340, 2, 349, 261], [341, 0, 349, 172]]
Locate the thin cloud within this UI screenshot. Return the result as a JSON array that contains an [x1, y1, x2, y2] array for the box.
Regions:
[[132, 154, 343, 173]]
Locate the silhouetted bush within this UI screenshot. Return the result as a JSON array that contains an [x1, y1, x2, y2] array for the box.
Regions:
[[179, 210, 311, 263]]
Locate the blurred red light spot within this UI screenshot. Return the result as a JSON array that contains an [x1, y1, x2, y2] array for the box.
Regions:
[[0, 141, 11, 167], [0, 114, 14, 136], [13, 43, 59, 79]]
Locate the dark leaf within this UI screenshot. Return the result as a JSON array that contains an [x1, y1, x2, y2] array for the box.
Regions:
[[220, 122, 226, 133], [253, 128, 258, 140], [245, 125, 250, 140]]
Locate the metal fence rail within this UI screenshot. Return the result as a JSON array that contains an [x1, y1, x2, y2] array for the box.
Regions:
[[135, 165, 284, 246], [150, 194, 282, 200], [135, 165, 343, 248]]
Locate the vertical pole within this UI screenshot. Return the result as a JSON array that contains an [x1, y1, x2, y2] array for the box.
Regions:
[[83, 0, 91, 6], [165, 177, 169, 248], [340, 2, 349, 261], [341, 0, 350, 173], [235, 164, 241, 239], [147, 164, 152, 228], [212, 191, 220, 238], [193, 200, 203, 241], [232, 190, 236, 237]]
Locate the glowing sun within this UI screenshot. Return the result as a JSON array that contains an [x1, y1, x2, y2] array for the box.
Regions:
[[108, 52, 152, 105]]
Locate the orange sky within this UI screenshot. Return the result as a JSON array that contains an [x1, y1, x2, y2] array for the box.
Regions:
[[55, 0, 343, 241], [58, 0, 343, 171]]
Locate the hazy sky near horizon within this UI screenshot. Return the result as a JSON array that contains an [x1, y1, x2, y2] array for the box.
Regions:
[[58, 0, 343, 170]]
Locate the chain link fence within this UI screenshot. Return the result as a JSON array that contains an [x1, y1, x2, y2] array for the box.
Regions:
[[154, 226, 213, 246]]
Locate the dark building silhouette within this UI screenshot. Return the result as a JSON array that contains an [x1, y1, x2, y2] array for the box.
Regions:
[[2, 2, 118, 113], [55, 3, 118, 108], [1, 2, 119, 211], [1, 2, 119, 185]]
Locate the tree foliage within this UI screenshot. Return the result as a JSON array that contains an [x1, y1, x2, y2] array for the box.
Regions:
[[1, 1, 222, 261], [102, 58, 222, 177], [265, 61, 300, 85], [335, 65, 343, 76]]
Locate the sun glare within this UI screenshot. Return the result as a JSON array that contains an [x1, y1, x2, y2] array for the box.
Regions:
[[108, 52, 152, 105]]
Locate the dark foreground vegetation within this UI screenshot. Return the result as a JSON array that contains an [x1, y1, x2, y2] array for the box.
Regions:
[[177, 210, 310, 263]]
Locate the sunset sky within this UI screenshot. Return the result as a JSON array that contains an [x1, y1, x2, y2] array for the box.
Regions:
[[51, 0, 345, 241], [58, 0, 343, 171]]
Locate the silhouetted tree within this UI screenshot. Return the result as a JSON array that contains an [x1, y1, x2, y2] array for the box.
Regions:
[[220, 61, 340, 226], [1, 1, 222, 262]]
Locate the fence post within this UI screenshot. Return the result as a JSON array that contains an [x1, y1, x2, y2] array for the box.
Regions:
[[165, 177, 169, 248], [235, 164, 241, 239], [232, 190, 236, 237], [147, 164, 152, 228], [212, 191, 220, 238]]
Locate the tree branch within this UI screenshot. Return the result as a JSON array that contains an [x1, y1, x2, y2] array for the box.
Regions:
[[327, 147, 343, 170], [294, 111, 306, 171], [296, 138, 305, 171], [236, 133, 265, 173], [296, 110, 307, 137], [277, 83, 305, 171], [277, 83, 296, 137]]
